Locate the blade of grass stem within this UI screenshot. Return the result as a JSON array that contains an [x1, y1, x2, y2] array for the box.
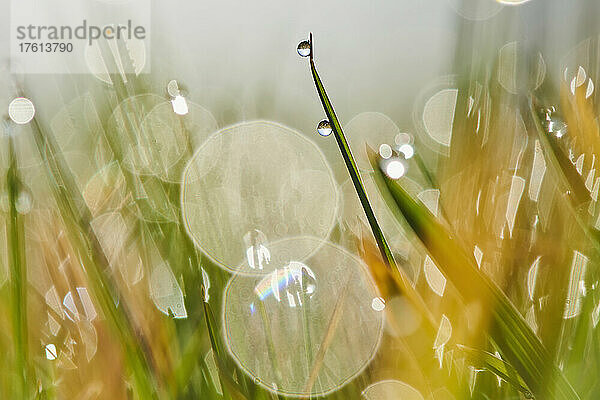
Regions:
[[457, 344, 533, 398], [307, 33, 394, 269], [27, 113, 158, 400], [528, 98, 600, 250], [6, 134, 29, 398], [257, 301, 283, 388], [307, 35, 438, 345], [303, 275, 350, 394], [202, 293, 249, 400], [368, 148, 580, 400]]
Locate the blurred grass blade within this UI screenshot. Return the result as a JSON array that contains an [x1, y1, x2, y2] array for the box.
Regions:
[[356, 230, 437, 331], [368, 148, 580, 400], [6, 134, 29, 398], [528, 97, 589, 207], [528, 98, 600, 256], [307, 35, 438, 347], [457, 345, 533, 398], [202, 295, 249, 400], [27, 113, 157, 400], [307, 33, 395, 269], [303, 275, 350, 394]]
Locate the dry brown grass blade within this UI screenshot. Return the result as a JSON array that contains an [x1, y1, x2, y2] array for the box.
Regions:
[[303, 275, 351, 394], [356, 231, 437, 331]]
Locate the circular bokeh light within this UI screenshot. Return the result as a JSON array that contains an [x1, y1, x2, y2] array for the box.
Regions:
[[223, 237, 384, 397], [181, 121, 338, 274]]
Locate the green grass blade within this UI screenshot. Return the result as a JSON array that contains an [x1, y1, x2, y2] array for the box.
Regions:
[[27, 114, 158, 400], [528, 98, 589, 207], [6, 135, 29, 398], [202, 297, 249, 400], [307, 33, 395, 269], [457, 344, 533, 398], [368, 148, 580, 400]]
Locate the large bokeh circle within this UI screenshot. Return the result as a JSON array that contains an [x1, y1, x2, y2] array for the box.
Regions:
[[222, 237, 384, 397], [181, 121, 339, 274]]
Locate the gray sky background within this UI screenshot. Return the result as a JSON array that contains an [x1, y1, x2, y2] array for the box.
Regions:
[[0, 0, 597, 154]]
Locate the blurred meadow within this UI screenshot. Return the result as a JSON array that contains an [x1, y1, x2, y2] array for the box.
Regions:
[[2, 0, 600, 399]]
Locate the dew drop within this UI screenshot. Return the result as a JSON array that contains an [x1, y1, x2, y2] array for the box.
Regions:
[[379, 144, 393, 159], [382, 158, 405, 179], [545, 116, 567, 138], [371, 297, 386, 311], [297, 40, 311, 57], [398, 143, 415, 159], [171, 95, 189, 115], [16, 188, 33, 214], [8, 97, 35, 125], [167, 79, 181, 97], [317, 119, 332, 136]]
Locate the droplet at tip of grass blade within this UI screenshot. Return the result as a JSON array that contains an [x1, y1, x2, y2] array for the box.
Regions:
[[307, 37, 395, 269]]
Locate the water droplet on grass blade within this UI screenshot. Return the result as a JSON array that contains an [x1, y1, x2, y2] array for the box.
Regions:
[[378, 144, 393, 159], [382, 158, 405, 179], [546, 117, 567, 138], [8, 97, 35, 125], [371, 297, 385, 311], [167, 79, 181, 97], [398, 143, 414, 159], [171, 95, 189, 115], [317, 119, 332, 136], [297, 40, 311, 57], [223, 237, 383, 396]]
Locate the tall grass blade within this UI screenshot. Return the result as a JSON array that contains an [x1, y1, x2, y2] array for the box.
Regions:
[[6, 135, 29, 398], [307, 33, 395, 269], [27, 113, 157, 400], [368, 148, 580, 400], [457, 344, 533, 398], [202, 293, 249, 400]]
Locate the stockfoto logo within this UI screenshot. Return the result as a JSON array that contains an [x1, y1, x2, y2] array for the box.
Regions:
[[10, 0, 151, 74], [16, 20, 147, 46]]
